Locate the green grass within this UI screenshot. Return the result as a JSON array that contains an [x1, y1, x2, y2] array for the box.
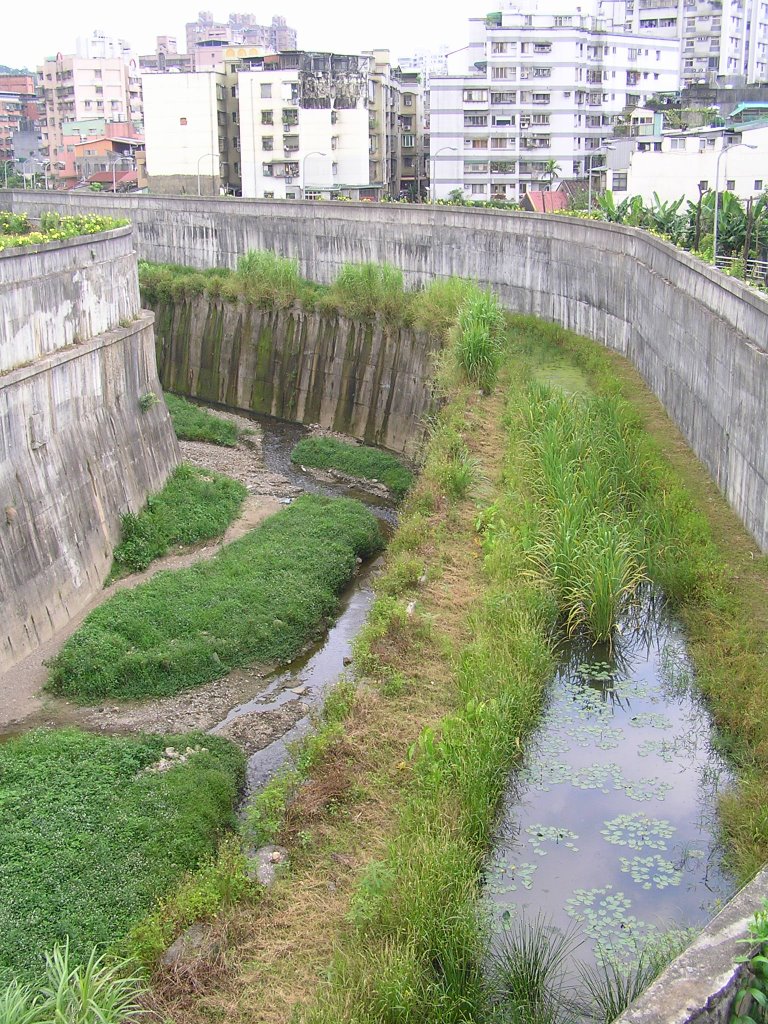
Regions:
[[164, 392, 239, 446], [453, 289, 507, 394], [49, 495, 384, 703], [290, 437, 413, 499], [0, 728, 244, 980], [110, 464, 247, 576]]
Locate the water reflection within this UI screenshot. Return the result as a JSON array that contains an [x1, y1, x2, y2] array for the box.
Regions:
[[485, 591, 736, 977]]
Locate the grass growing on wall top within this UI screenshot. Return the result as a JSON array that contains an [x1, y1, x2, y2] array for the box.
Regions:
[[0, 727, 244, 980], [290, 437, 413, 499], [48, 495, 384, 703], [110, 463, 246, 576], [164, 392, 239, 447]]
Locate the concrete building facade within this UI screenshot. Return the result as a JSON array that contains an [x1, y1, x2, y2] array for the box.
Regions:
[[429, 7, 680, 201]]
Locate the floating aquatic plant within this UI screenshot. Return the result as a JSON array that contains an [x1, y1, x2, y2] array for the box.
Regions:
[[525, 824, 580, 857], [600, 813, 675, 851], [619, 854, 683, 890]]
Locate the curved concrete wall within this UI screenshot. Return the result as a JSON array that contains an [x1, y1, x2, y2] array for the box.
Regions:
[[0, 228, 179, 671], [0, 226, 139, 373], [5, 191, 767, 552]]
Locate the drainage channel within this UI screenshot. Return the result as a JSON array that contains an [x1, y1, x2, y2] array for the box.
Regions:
[[484, 590, 738, 994]]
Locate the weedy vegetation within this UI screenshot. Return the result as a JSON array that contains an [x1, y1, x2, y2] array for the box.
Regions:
[[48, 495, 383, 703], [164, 392, 239, 447], [109, 464, 246, 576], [290, 437, 413, 499]]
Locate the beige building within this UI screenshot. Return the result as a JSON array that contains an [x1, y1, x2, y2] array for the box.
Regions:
[[39, 54, 142, 176]]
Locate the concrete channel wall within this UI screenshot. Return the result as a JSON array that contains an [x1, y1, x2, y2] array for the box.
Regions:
[[0, 227, 139, 374], [0, 230, 179, 670], [6, 190, 766, 552], [153, 296, 439, 456]]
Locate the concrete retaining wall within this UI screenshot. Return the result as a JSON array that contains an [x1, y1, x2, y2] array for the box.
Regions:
[[0, 227, 139, 373], [153, 296, 438, 456], [0, 228, 179, 669], [616, 866, 768, 1024], [6, 190, 765, 551]]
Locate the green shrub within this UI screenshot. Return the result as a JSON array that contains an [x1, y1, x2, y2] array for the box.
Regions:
[[110, 464, 246, 576], [49, 495, 384, 703], [0, 728, 244, 979], [164, 393, 239, 446], [290, 437, 413, 499]]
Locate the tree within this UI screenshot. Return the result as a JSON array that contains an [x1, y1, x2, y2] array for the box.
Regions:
[[543, 159, 561, 191]]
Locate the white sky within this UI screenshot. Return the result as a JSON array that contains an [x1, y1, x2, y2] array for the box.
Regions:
[[2, 0, 482, 69]]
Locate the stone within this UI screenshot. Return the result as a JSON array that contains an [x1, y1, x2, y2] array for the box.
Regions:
[[246, 844, 289, 887], [406, 600, 417, 617], [160, 922, 211, 967], [343, 656, 353, 666]]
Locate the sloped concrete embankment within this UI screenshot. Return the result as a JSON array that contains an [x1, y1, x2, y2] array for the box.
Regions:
[[0, 229, 179, 673], [152, 296, 439, 457]]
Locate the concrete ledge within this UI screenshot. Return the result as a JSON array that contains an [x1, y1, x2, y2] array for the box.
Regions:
[[617, 867, 768, 1024]]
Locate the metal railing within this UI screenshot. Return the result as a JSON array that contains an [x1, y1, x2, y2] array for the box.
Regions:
[[715, 255, 768, 283]]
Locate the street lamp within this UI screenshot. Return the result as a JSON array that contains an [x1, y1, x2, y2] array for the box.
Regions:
[[430, 145, 457, 201], [586, 143, 615, 212], [713, 140, 758, 267], [197, 152, 218, 196], [301, 151, 326, 199]]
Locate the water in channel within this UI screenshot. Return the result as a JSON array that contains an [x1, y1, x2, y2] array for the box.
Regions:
[[484, 590, 737, 979]]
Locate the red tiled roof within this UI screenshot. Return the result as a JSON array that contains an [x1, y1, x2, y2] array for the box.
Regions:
[[522, 190, 569, 213]]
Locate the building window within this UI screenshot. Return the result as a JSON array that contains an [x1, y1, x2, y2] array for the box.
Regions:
[[401, 134, 415, 147], [232, 111, 237, 122], [463, 89, 488, 101], [234, 162, 240, 175], [467, 138, 488, 149], [726, 179, 735, 190], [491, 92, 516, 104], [261, 83, 272, 99], [670, 138, 685, 151], [470, 183, 487, 194], [613, 172, 628, 191], [491, 42, 508, 53], [233, 136, 239, 149], [699, 179, 709, 190], [262, 137, 274, 150], [264, 191, 275, 198], [464, 115, 488, 126], [231, 85, 237, 97], [755, 179, 763, 190], [403, 93, 414, 106], [464, 162, 489, 173], [261, 110, 274, 125]]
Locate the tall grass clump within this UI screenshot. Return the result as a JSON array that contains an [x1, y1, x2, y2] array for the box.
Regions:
[[290, 436, 413, 499], [49, 495, 383, 703], [410, 277, 477, 338], [0, 728, 243, 979], [453, 289, 506, 394], [0, 943, 145, 1024], [511, 382, 649, 644], [110, 464, 246, 576], [164, 393, 238, 446], [323, 263, 410, 324], [235, 250, 303, 307]]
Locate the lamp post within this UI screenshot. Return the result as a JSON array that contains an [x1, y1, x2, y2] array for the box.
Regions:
[[197, 152, 218, 196], [713, 140, 758, 267], [586, 143, 615, 212], [430, 145, 457, 200], [301, 151, 326, 199]]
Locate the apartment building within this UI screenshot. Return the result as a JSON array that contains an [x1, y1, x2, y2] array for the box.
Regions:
[[143, 50, 418, 199], [139, 37, 195, 74], [429, 7, 680, 201], [185, 11, 297, 59], [600, 0, 768, 85], [0, 75, 38, 165], [395, 68, 427, 197], [39, 53, 142, 177], [142, 71, 227, 195]]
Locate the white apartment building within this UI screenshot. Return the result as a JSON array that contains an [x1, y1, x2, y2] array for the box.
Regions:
[[606, 120, 768, 200], [40, 54, 143, 169], [142, 72, 228, 195], [236, 58, 370, 199], [429, 7, 680, 201], [600, 0, 768, 85]]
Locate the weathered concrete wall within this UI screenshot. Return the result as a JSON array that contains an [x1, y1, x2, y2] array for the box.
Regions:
[[0, 227, 139, 373], [0, 229, 179, 669], [153, 296, 438, 456], [4, 191, 767, 553], [616, 866, 768, 1024]]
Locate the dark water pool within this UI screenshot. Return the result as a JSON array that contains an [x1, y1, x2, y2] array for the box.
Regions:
[[485, 592, 737, 972]]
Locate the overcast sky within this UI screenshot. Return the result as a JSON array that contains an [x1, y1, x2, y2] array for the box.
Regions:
[[3, 0, 480, 69]]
